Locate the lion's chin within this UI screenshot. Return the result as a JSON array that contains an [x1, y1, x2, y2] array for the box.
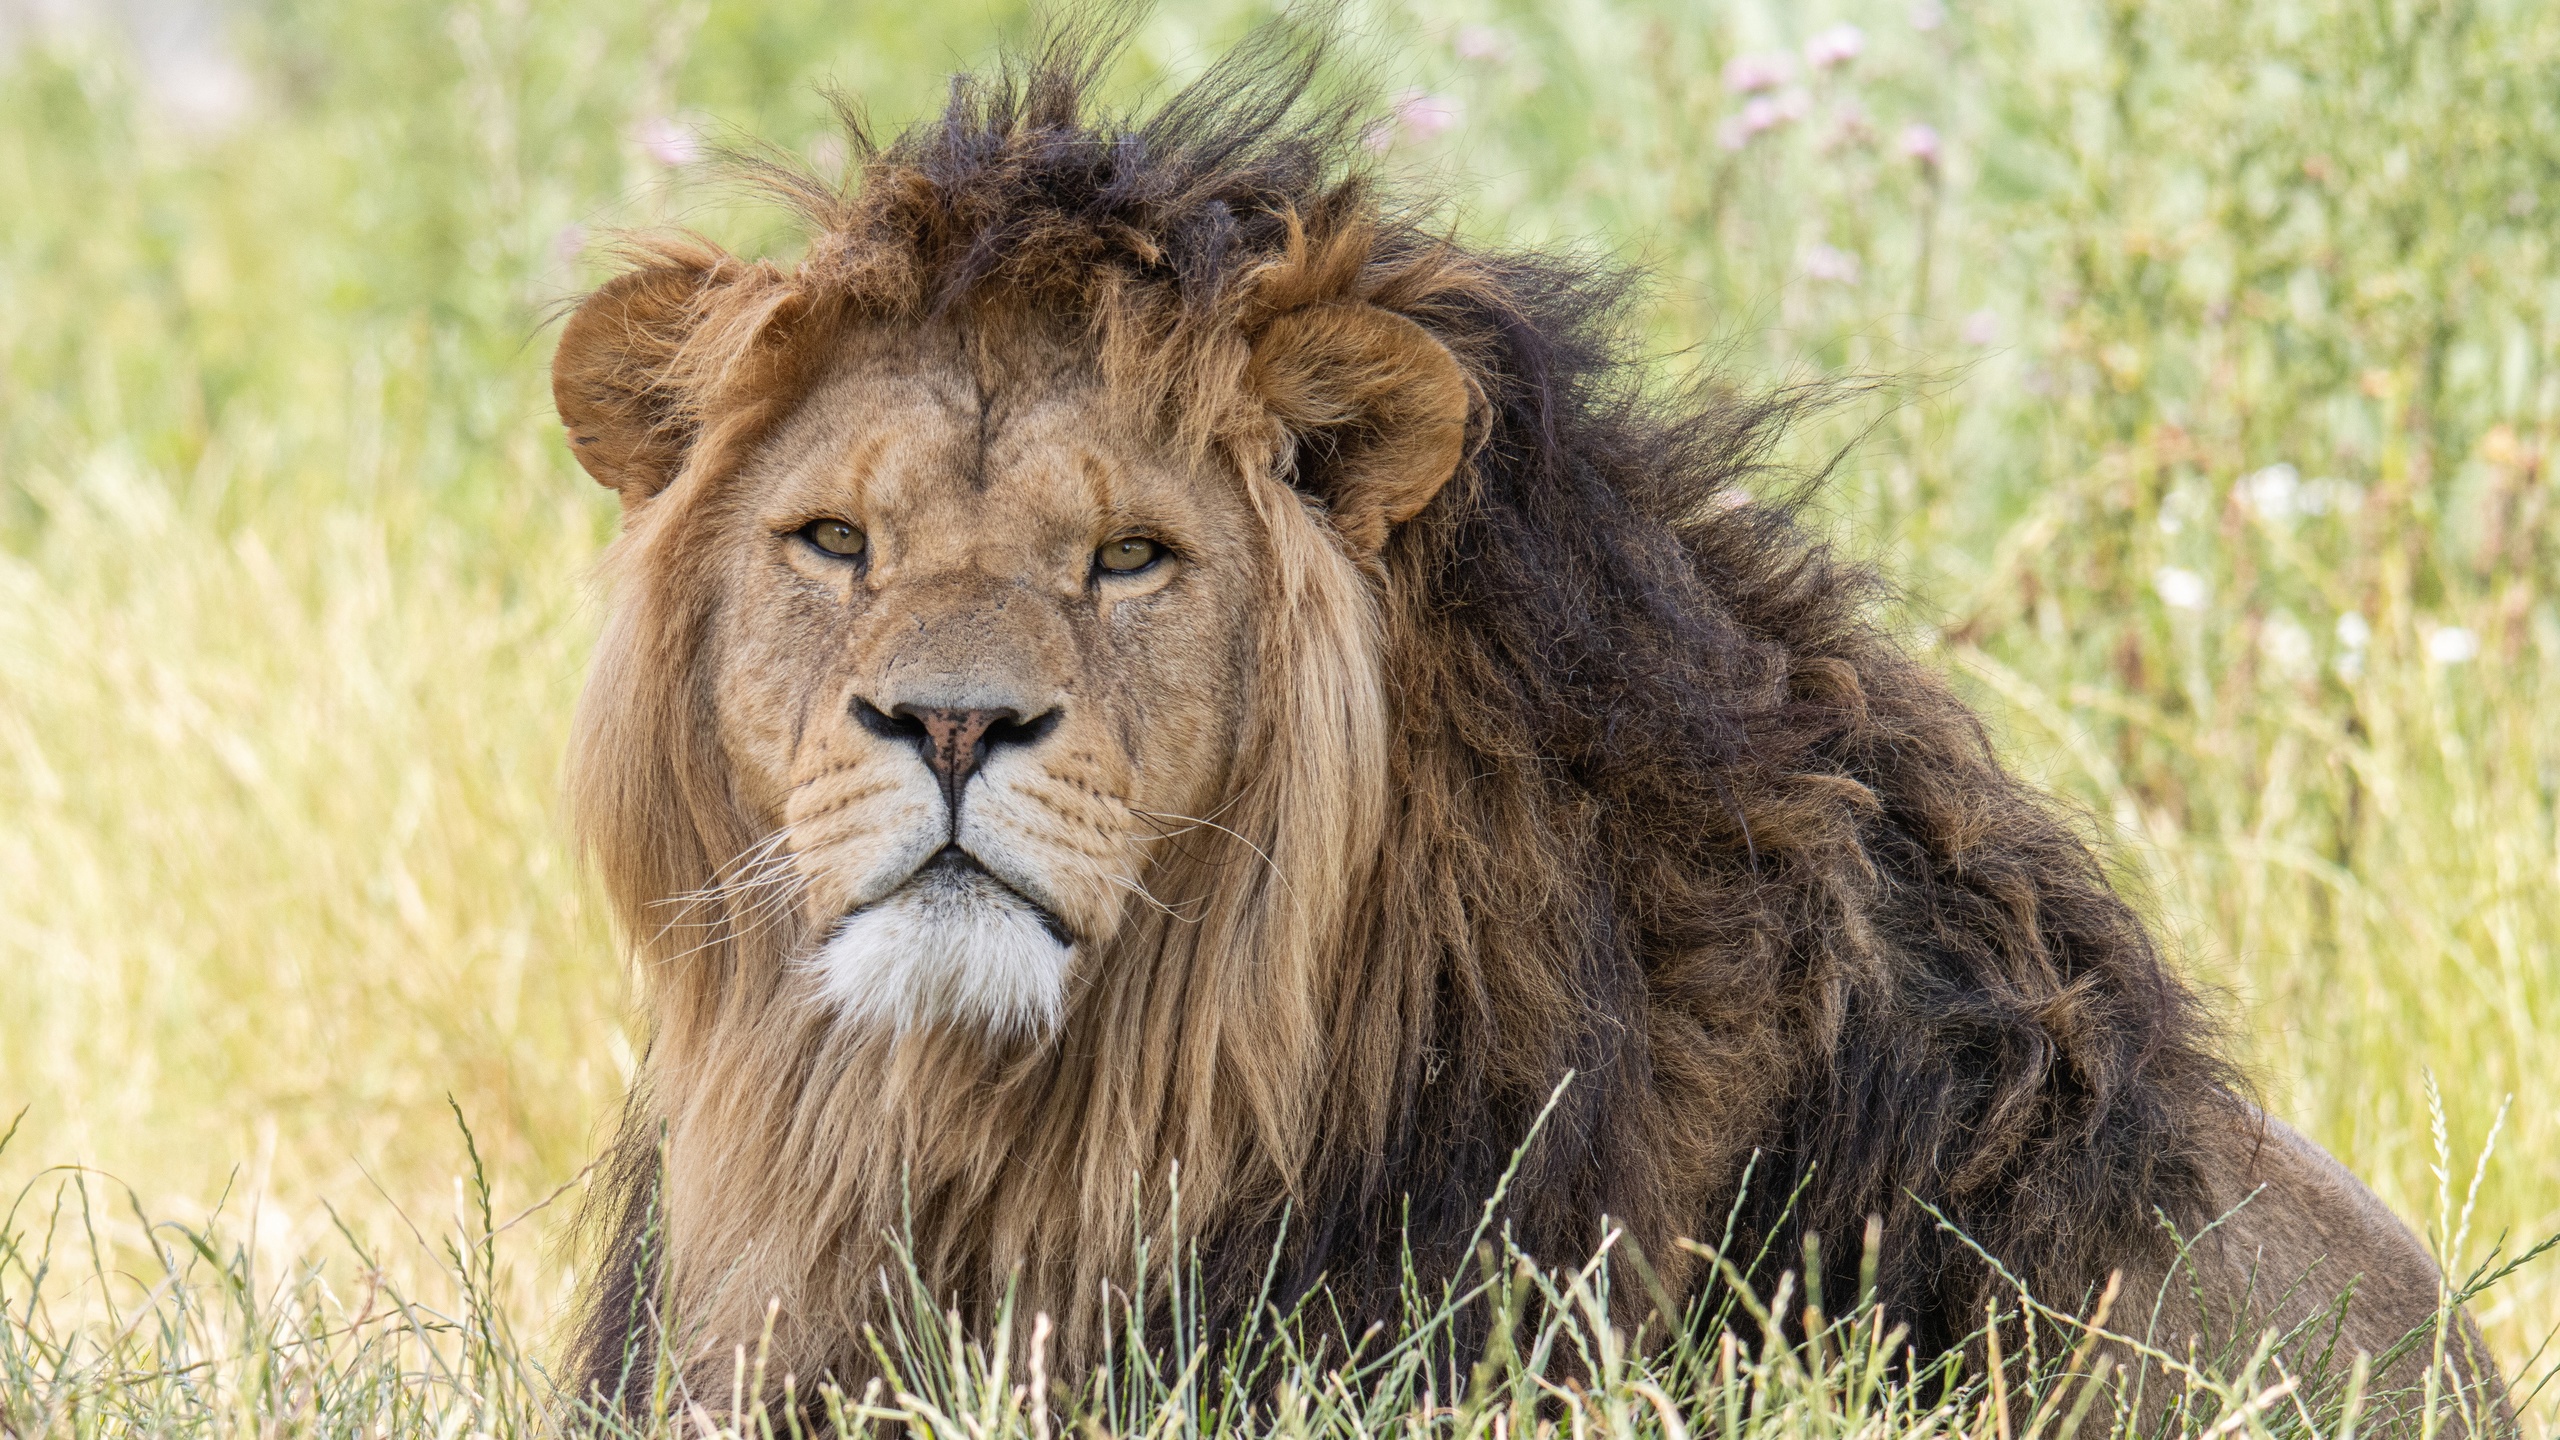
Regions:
[[805, 854, 1075, 1039]]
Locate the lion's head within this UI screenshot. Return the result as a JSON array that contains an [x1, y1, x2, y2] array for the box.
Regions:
[[560, 297, 1459, 1038], [558, 31, 2234, 1410]]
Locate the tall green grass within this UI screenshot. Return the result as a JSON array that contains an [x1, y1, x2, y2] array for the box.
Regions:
[[2, 0, 2555, 1432]]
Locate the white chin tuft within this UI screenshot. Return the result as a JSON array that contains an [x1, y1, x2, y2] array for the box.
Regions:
[[805, 872, 1072, 1038]]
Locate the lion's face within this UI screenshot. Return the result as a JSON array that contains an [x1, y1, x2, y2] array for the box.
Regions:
[[557, 246, 1473, 1048], [703, 325, 1258, 1035]]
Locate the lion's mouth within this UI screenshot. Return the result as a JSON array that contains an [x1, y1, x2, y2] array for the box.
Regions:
[[808, 843, 1080, 1035], [889, 845, 1076, 948]]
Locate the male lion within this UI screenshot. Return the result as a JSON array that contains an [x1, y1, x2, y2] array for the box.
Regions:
[[551, 30, 2510, 1434]]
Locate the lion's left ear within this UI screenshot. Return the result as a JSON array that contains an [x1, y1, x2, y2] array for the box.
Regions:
[[1246, 304, 1473, 553]]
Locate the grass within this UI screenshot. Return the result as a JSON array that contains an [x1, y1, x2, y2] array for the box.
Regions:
[[0, 1099, 2542, 1440], [1, 1101, 2544, 1440], [1, 0, 2556, 1433]]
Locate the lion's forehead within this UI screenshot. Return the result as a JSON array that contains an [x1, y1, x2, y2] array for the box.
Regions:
[[744, 340, 1223, 565]]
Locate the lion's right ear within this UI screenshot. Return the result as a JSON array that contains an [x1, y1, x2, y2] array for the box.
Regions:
[[552, 264, 715, 502]]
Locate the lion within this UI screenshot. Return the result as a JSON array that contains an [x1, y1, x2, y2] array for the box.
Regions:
[[549, 27, 2512, 1434]]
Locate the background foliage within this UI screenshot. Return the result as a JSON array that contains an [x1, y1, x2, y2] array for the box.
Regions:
[[2, 0, 2555, 1431]]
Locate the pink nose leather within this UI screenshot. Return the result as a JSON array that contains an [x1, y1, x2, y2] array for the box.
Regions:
[[896, 705, 1014, 813]]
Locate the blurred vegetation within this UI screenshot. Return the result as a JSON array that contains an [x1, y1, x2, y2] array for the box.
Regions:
[[1, 0, 2555, 1431]]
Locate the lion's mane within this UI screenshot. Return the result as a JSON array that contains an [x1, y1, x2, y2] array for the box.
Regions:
[[565, 24, 2237, 1404]]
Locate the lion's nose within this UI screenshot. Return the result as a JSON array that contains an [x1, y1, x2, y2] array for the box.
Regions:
[[856, 700, 1060, 813]]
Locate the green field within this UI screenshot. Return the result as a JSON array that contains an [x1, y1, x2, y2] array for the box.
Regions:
[[3, 0, 2556, 1434]]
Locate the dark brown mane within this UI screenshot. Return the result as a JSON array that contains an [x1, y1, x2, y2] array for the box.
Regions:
[[565, 17, 2243, 1403]]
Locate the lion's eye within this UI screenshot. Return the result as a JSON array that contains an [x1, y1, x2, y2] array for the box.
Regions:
[[800, 520, 866, 558], [1096, 536, 1164, 574]]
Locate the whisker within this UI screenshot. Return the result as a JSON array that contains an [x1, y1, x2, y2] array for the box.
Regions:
[[1126, 787, 1246, 840], [1105, 872, 1206, 925], [652, 877, 809, 966], [1124, 807, 1292, 896], [649, 827, 795, 905], [644, 825, 811, 957]]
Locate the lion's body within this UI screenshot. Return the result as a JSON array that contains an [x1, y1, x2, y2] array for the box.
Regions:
[[550, 29, 2508, 1432]]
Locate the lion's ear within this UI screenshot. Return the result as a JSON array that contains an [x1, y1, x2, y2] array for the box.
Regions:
[[1247, 304, 1472, 553], [552, 263, 717, 503]]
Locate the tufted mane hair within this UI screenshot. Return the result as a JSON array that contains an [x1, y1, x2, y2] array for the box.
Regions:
[[564, 18, 2240, 1404]]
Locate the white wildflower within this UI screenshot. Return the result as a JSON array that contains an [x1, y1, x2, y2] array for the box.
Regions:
[[2426, 626, 2480, 664], [2240, 463, 2300, 521], [2153, 566, 2209, 611], [2261, 612, 2315, 678]]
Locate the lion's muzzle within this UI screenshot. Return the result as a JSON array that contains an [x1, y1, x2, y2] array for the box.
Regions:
[[792, 684, 1094, 1039]]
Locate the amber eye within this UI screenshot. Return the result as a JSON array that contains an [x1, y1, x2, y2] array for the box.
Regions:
[[800, 519, 866, 558], [1096, 536, 1165, 574]]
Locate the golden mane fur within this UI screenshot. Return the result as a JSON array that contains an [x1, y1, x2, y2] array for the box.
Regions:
[[552, 25, 2510, 1431]]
